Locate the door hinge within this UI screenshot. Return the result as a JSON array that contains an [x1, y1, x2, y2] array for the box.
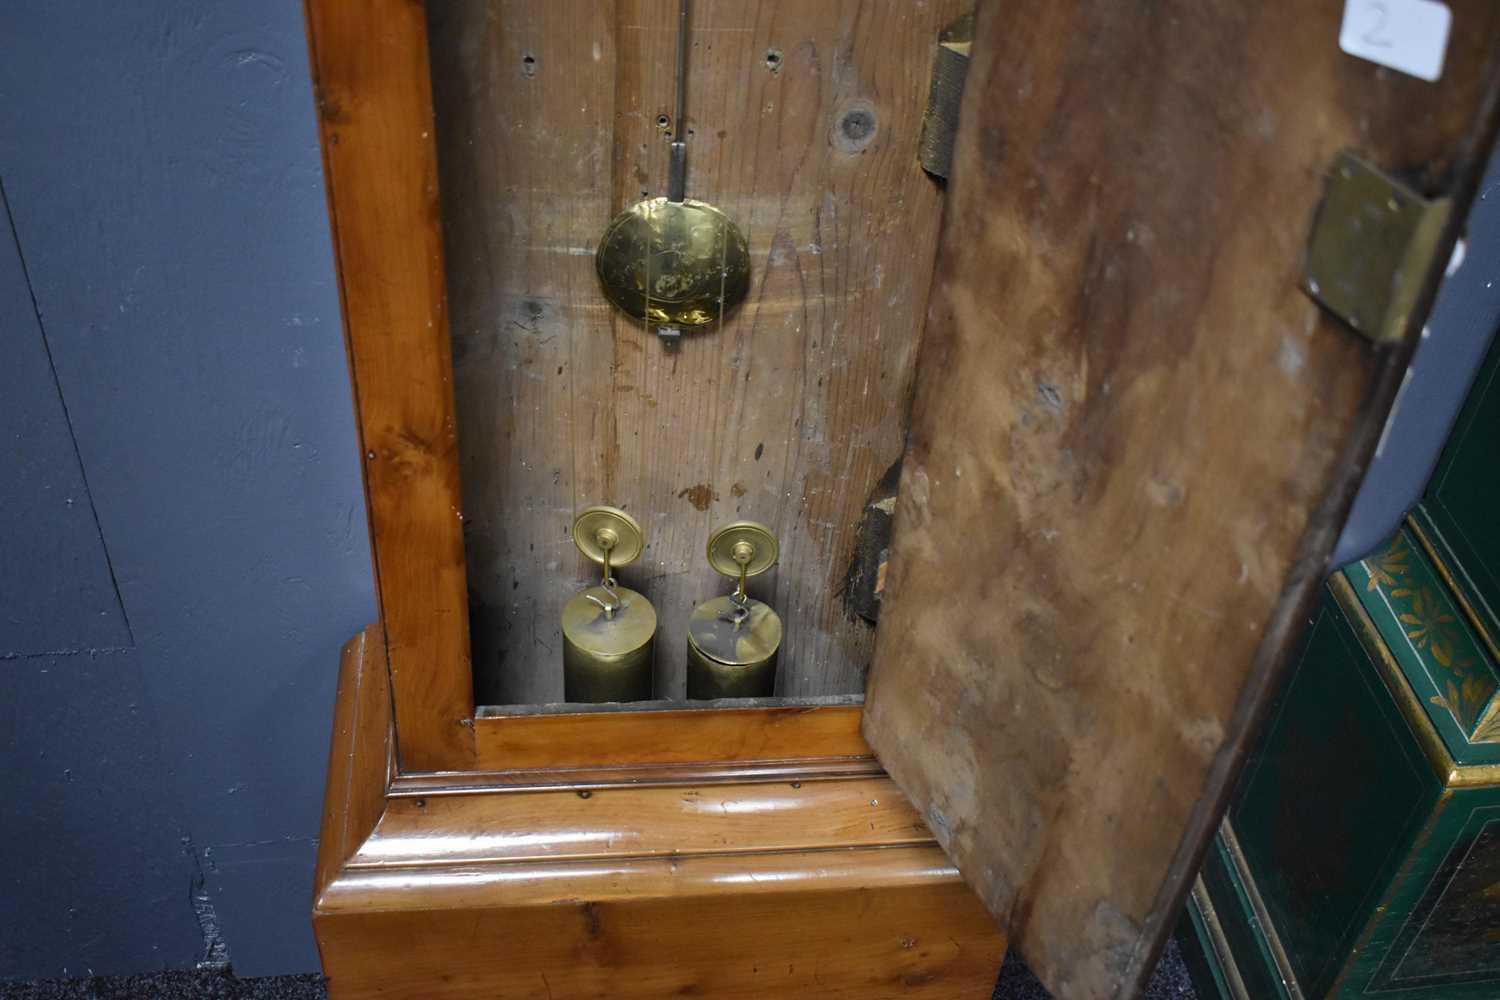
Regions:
[[1303, 151, 1452, 343], [918, 13, 974, 180]]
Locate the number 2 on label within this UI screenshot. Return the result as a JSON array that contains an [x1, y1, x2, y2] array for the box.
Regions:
[[1360, 1, 1393, 48], [1339, 0, 1451, 83]]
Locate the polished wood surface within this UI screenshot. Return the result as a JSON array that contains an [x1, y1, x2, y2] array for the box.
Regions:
[[471, 701, 868, 771], [314, 627, 1005, 999], [864, 2, 1500, 998], [305, 0, 474, 770], [390, 755, 884, 797], [353, 776, 930, 869], [426, 0, 965, 705], [313, 626, 393, 902], [319, 848, 1000, 999]]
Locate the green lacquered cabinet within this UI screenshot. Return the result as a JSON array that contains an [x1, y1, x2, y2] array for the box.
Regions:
[[1411, 337, 1500, 673], [1181, 334, 1500, 998]]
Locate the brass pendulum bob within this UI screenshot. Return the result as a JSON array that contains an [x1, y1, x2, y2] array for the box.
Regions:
[[561, 506, 656, 703], [686, 521, 783, 700], [594, 0, 750, 341]]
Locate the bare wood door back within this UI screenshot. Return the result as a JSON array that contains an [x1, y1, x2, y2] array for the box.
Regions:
[[866, 1, 1500, 998]]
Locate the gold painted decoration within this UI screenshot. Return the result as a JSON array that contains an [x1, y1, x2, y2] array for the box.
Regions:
[[1354, 529, 1500, 744]]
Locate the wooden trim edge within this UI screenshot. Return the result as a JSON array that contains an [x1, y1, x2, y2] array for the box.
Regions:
[[1218, 820, 1304, 1000], [389, 755, 883, 797], [470, 701, 871, 770], [314, 624, 394, 907], [320, 844, 968, 913], [304, 0, 475, 773], [1187, 876, 1253, 1000]]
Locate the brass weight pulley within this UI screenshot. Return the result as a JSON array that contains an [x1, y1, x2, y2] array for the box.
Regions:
[[686, 521, 782, 699], [561, 506, 656, 703], [594, 0, 750, 340]]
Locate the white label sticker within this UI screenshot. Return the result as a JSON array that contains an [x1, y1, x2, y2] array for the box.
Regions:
[[1340, 0, 1452, 82]]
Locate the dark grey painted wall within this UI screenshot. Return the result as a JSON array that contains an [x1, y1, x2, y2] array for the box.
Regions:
[[1332, 150, 1500, 567], [0, 0, 375, 980]]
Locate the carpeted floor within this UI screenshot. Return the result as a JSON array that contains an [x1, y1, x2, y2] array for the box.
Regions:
[[993, 940, 1196, 998], [0, 943, 1195, 998], [0, 972, 326, 1000]]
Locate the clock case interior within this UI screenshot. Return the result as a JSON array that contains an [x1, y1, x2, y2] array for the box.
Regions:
[[423, 2, 962, 713]]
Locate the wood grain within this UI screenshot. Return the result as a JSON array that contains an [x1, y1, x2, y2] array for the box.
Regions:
[[426, 0, 965, 704], [864, 2, 1500, 998], [313, 626, 392, 902], [306, 0, 475, 770], [353, 776, 931, 869], [388, 754, 884, 796], [318, 847, 1002, 999], [314, 627, 1004, 999], [469, 701, 869, 771]]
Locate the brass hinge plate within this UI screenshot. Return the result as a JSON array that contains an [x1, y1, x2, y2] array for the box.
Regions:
[[1303, 151, 1452, 343], [918, 13, 974, 179]]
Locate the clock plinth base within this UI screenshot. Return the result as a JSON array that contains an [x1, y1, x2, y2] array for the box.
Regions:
[[314, 627, 1005, 999]]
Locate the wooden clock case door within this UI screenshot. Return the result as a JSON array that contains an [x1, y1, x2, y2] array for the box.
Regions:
[[863, 3, 1500, 998], [306, 1, 1500, 999]]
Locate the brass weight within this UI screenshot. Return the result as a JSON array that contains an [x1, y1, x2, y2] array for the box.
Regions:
[[686, 522, 782, 700], [562, 506, 656, 703]]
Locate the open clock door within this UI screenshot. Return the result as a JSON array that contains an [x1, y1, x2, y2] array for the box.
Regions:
[[865, 2, 1500, 998]]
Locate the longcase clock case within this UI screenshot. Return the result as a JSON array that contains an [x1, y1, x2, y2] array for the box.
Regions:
[[305, 1, 1500, 998]]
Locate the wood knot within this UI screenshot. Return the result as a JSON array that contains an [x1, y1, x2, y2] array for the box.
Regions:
[[832, 101, 878, 154]]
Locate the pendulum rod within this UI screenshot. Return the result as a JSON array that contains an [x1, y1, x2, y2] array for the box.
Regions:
[[667, 0, 690, 203]]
